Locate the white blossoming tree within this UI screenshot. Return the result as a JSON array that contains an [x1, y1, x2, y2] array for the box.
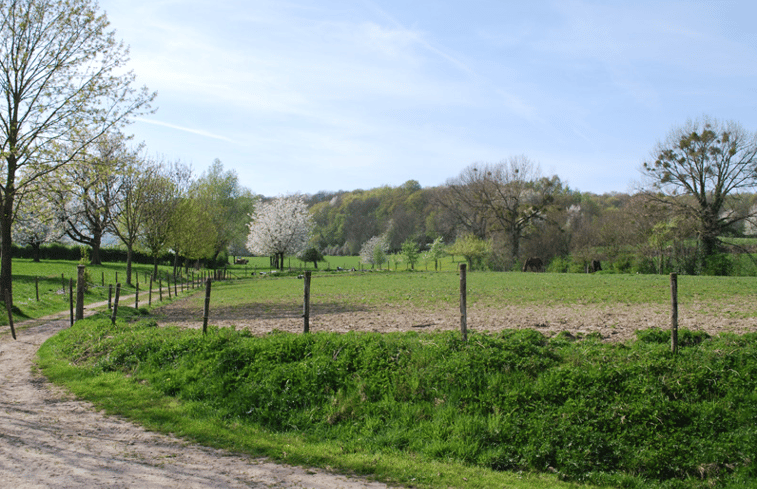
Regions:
[[12, 197, 65, 262], [359, 234, 389, 269], [246, 196, 313, 270]]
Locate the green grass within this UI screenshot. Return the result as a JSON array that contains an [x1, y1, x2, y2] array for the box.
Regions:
[[40, 313, 757, 489], [159, 270, 757, 318], [2, 258, 210, 328]]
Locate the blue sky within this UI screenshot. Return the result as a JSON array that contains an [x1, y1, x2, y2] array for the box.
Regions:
[[99, 0, 757, 196]]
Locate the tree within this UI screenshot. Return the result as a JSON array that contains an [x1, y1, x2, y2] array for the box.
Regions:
[[246, 196, 313, 271], [140, 160, 191, 278], [443, 157, 562, 267], [50, 130, 133, 265], [642, 117, 757, 269], [0, 0, 155, 303], [401, 238, 420, 270], [191, 160, 255, 263], [424, 236, 445, 271], [298, 247, 324, 269], [448, 234, 491, 271], [111, 152, 157, 285], [12, 188, 64, 262], [359, 234, 389, 269]]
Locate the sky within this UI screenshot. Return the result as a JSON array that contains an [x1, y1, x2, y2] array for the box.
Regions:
[[98, 0, 757, 197]]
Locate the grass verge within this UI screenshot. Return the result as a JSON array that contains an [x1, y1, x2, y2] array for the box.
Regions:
[[39, 311, 757, 488]]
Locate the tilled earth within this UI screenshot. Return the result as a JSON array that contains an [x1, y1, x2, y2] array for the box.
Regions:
[[152, 296, 757, 342]]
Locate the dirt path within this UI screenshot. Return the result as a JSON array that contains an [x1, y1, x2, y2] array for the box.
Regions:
[[0, 311, 391, 488]]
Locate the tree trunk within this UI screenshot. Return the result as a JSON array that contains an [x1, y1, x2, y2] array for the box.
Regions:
[[0, 198, 13, 303], [125, 246, 133, 286], [32, 242, 41, 263], [90, 233, 103, 265]]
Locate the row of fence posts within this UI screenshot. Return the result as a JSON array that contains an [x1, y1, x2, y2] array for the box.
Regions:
[[66, 265, 227, 327], [200, 264, 683, 351], [63, 264, 682, 353]]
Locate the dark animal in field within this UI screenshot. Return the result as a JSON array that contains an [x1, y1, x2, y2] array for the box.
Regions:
[[522, 257, 543, 272], [587, 260, 602, 273], [235, 258, 249, 265]]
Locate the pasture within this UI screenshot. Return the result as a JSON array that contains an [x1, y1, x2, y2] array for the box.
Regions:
[[152, 270, 757, 343]]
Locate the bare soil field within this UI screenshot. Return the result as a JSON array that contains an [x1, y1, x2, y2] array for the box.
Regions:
[[152, 296, 757, 343]]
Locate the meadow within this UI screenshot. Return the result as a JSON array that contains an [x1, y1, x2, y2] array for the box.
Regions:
[[27, 262, 757, 488]]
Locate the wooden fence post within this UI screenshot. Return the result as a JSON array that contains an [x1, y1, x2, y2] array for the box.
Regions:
[[166, 273, 172, 299], [149, 276, 153, 306], [75, 265, 85, 321], [111, 283, 121, 324], [108, 284, 113, 310], [35, 276, 39, 302], [135, 283, 139, 309], [671, 273, 678, 354], [69, 278, 74, 326], [203, 279, 212, 334], [159, 279, 163, 301], [303, 271, 312, 333], [460, 263, 467, 342]]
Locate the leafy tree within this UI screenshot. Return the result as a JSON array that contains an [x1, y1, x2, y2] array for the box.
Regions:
[[448, 234, 491, 271], [191, 160, 255, 263], [642, 117, 757, 269], [424, 236, 445, 271], [140, 160, 192, 278], [111, 153, 158, 285], [0, 0, 155, 303], [50, 130, 134, 265], [400, 238, 420, 270], [247, 196, 313, 270], [298, 247, 324, 269]]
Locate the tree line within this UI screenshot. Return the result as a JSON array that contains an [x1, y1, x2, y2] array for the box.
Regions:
[[305, 120, 757, 276]]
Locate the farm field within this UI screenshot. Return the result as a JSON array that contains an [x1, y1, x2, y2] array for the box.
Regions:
[[152, 270, 757, 343]]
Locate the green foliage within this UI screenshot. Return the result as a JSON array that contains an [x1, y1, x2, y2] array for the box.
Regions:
[[43, 317, 757, 488], [448, 234, 491, 271], [400, 238, 420, 270], [703, 253, 733, 276]]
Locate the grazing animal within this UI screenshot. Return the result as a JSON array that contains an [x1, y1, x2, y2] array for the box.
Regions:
[[522, 257, 543, 272], [587, 259, 602, 273], [235, 258, 249, 265]]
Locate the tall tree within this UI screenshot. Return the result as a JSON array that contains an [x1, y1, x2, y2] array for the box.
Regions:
[[191, 159, 255, 263], [111, 151, 156, 285], [140, 160, 191, 278], [247, 195, 313, 270], [51, 130, 133, 265], [444, 157, 562, 266], [0, 0, 155, 303], [642, 117, 757, 269]]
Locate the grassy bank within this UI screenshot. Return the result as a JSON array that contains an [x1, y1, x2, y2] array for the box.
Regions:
[[39, 311, 757, 488]]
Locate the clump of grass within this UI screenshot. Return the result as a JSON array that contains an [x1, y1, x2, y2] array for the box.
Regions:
[[41, 316, 757, 488]]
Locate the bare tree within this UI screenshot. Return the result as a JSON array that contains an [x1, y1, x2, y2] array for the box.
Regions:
[[0, 0, 155, 303], [443, 157, 562, 266], [641, 116, 757, 269]]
